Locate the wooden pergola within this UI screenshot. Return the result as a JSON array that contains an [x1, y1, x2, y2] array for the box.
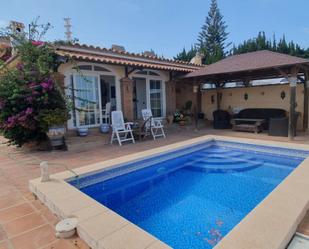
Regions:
[[184, 50, 309, 140]]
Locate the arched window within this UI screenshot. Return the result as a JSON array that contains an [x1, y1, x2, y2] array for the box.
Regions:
[[94, 66, 111, 72], [135, 70, 160, 76], [73, 65, 111, 72]]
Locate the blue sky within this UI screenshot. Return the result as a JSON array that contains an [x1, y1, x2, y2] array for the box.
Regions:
[[1, 0, 308, 58]]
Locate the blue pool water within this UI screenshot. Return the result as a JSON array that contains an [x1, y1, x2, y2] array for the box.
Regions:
[[69, 142, 307, 249]]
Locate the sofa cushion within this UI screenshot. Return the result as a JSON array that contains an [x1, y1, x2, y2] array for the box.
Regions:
[[237, 108, 286, 121]]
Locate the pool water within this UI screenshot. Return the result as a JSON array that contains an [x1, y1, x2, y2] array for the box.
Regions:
[[72, 144, 305, 249]]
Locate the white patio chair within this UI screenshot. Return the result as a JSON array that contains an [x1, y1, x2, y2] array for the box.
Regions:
[[110, 111, 135, 146], [102, 102, 111, 124], [141, 109, 166, 140]]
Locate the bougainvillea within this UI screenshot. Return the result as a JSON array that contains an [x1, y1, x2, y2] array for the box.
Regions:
[[0, 26, 69, 146]]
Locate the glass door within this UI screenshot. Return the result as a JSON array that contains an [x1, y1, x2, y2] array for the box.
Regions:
[[74, 74, 101, 127], [149, 79, 163, 117]]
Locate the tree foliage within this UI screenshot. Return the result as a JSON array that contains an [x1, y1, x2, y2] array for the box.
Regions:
[[174, 46, 197, 62], [231, 32, 309, 58], [197, 0, 230, 64], [0, 20, 69, 146]]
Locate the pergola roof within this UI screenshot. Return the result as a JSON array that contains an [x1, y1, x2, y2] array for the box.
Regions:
[[185, 50, 309, 82]]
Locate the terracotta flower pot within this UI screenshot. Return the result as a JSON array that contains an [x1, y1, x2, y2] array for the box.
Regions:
[[179, 120, 185, 126]]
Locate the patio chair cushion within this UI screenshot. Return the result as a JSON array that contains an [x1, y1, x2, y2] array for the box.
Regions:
[[213, 110, 231, 129]]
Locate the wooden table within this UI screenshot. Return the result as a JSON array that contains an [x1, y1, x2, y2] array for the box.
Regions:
[[231, 118, 266, 134], [131, 119, 151, 141]]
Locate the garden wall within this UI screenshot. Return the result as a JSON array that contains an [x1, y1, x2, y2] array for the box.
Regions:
[[201, 84, 305, 130]]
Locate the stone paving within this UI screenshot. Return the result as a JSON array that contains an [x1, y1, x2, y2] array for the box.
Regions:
[[0, 125, 308, 249]]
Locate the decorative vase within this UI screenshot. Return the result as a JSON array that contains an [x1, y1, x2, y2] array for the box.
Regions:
[[77, 127, 88, 136], [166, 115, 174, 125], [100, 124, 110, 133]]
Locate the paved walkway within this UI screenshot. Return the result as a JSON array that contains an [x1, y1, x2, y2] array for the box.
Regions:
[[0, 126, 308, 249]]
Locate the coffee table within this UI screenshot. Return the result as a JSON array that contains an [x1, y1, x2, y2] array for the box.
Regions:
[[231, 118, 266, 133]]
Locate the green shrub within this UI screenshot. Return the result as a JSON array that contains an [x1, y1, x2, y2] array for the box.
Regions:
[[0, 22, 69, 146]]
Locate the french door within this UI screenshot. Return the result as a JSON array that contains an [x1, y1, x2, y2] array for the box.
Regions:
[[149, 79, 163, 117], [74, 74, 101, 127]]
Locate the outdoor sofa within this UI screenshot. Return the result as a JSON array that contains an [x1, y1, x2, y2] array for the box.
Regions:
[[231, 108, 287, 134]]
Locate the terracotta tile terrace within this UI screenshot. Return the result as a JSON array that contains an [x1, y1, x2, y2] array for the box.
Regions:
[[0, 125, 309, 249]]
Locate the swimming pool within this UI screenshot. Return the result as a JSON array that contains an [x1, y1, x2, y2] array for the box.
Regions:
[[68, 140, 309, 249]]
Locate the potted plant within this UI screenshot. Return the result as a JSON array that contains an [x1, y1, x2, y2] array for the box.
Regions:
[[77, 127, 89, 136], [178, 114, 186, 126], [40, 109, 69, 148], [174, 111, 186, 126]]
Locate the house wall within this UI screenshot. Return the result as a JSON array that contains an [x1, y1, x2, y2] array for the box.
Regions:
[[201, 84, 305, 130], [58, 61, 172, 129], [176, 82, 198, 110]]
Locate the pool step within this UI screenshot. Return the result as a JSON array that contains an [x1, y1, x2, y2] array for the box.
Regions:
[[184, 155, 263, 173], [189, 153, 258, 165], [195, 150, 244, 158]]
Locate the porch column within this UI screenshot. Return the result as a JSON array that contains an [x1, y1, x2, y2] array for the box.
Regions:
[[288, 75, 297, 140], [303, 70, 309, 131], [120, 77, 134, 121], [165, 80, 176, 115], [51, 72, 65, 92]]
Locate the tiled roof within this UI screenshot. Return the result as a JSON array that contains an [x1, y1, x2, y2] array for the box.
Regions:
[[186, 50, 309, 78], [55, 43, 202, 72]]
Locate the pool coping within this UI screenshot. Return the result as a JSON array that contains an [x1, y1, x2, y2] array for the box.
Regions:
[[29, 135, 309, 249]]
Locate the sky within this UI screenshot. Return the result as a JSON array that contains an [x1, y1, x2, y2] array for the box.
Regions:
[[0, 0, 309, 59]]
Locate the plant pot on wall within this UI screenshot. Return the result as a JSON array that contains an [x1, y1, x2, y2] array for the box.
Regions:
[[77, 127, 88, 136], [47, 126, 66, 148]]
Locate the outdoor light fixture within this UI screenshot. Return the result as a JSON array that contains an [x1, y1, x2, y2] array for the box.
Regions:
[[211, 95, 215, 104], [193, 85, 199, 93], [281, 91, 286, 100]]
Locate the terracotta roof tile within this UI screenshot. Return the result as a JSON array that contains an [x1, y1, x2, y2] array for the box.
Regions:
[[55, 43, 202, 72], [186, 50, 309, 78]]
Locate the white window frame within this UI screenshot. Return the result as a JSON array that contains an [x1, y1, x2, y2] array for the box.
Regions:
[[64, 62, 121, 129], [73, 73, 101, 128], [131, 70, 167, 119]]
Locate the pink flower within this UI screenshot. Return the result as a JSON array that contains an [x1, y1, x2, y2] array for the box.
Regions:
[[0, 99, 5, 109], [16, 63, 24, 71], [31, 41, 45, 46], [40, 79, 54, 90], [25, 107, 33, 115], [25, 96, 33, 103], [31, 90, 39, 95], [28, 82, 39, 89]]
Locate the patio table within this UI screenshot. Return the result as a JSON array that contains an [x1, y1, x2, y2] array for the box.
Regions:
[[131, 118, 152, 141]]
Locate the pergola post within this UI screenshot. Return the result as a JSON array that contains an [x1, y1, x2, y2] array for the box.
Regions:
[[216, 83, 221, 110], [288, 74, 297, 140], [303, 70, 309, 131]]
